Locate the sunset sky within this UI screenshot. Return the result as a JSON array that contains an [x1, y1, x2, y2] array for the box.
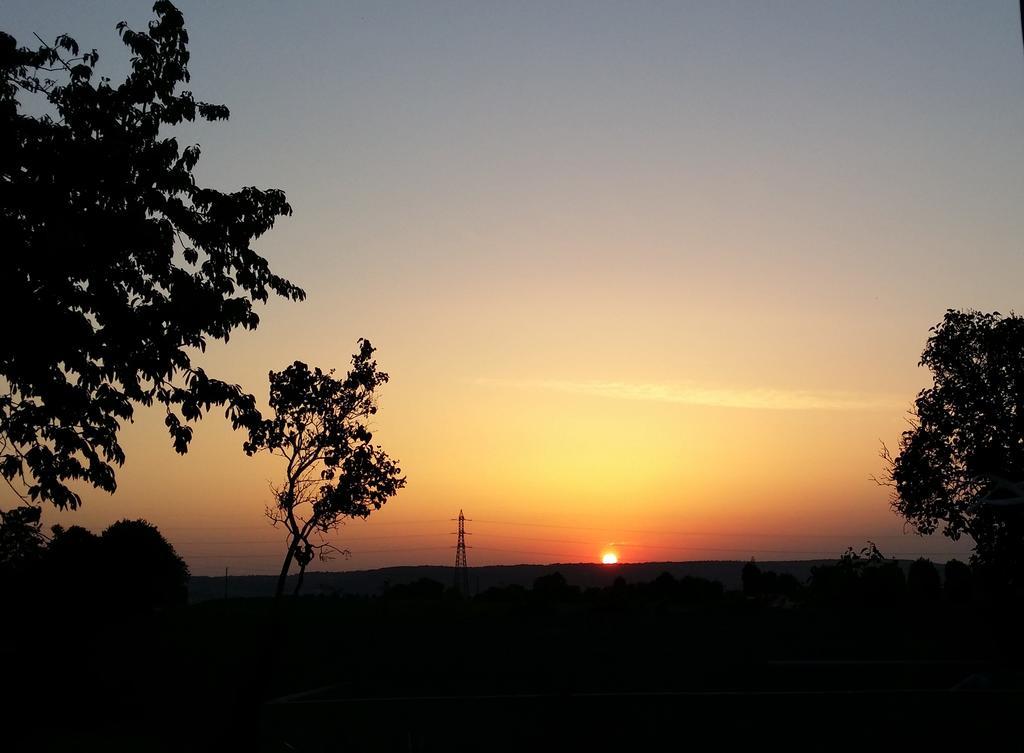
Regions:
[[6, 1, 1024, 575]]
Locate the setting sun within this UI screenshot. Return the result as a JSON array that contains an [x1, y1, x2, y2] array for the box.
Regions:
[[602, 553, 619, 565]]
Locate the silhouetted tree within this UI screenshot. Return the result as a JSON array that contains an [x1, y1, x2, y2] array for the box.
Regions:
[[47, 523, 100, 554], [100, 519, 188, 611], [532, 571, 575, 601], [0, 2, 304, 510], [741, 559, 762, 597], [884, 311, 1024, 578], [653, 571, 676, 596], [246, 341, 405, 598], [773, 573, 803, 601], [44, 524, 102, 606], [533, 571, 567, 592], [943, 559, 973, 604], [740, 561, 802, 602], [809, 542, 903, 606], [907, 558, 941, 603]]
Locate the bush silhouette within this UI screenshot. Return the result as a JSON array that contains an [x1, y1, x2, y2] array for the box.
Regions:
[[907, 558, 941, 603], [44, 525, 103, 607], [100, 519, 189, 612], [859, 561, 906, 606], [810, 543, 906, 606], [943, 559, 974, 604], [532, 571, 577, 601]]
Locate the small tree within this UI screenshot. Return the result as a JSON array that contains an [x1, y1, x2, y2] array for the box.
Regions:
[[100, 519, 189, 610], [44, 524, 103, 608], [1, 2, 304, 510], [884, 310, 1024, 577], [246, 341, 405, 597], [741, 559, 762, 597]]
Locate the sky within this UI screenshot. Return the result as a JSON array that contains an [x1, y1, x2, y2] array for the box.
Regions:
[[5, 1, 1024, 575]]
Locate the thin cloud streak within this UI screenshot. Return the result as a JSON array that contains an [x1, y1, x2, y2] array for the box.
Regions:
[[474, 378, 903, 412]]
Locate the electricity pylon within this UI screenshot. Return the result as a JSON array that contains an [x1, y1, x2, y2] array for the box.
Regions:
[[452, 509, 471, 595]]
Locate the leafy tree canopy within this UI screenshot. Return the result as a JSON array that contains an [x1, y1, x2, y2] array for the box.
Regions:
[[0, 504, 44, 571], [0, 1, 304, 509], [887, 310, 1024, 570], [101, 518, 189, 609]]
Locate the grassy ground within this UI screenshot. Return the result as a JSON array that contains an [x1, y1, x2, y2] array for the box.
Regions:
[[6, 595, 1022, 751]]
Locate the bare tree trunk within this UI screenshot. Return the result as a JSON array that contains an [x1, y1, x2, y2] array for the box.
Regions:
[[275, 543, 296, 599], [293, 563, 307, 596]]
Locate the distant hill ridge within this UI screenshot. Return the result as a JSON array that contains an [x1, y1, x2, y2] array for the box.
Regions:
[[189, 560, 836, 602]]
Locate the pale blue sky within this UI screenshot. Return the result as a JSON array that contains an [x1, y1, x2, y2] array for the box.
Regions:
[[6, 2, 1024, 572]]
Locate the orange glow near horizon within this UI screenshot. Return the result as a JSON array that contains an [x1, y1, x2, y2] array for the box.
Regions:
[[602, 552, 619, 565], [37, 360, 976, 575]]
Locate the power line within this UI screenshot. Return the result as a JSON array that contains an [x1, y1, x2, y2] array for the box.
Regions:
[[188, 549, 452, 561], [171, 522, 952, 550], [162, 519, 450, 531], [162, 513, 952, 545], [175, 529, 967, 555], [471, 518, 924, 541], [172, 532, 449, 545]]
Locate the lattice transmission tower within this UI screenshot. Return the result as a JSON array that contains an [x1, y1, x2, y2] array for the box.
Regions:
[[452, 509, 471, 595]]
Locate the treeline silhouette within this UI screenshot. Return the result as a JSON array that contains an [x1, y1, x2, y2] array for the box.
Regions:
[[0, 507, 1004, 616], [748, 545, 979, 607], [369, 543, 996, 611], [0, 511, 188, 614]]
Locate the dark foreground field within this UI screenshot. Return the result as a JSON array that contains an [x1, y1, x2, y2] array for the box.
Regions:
[[6, 589, 1024, 752]]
